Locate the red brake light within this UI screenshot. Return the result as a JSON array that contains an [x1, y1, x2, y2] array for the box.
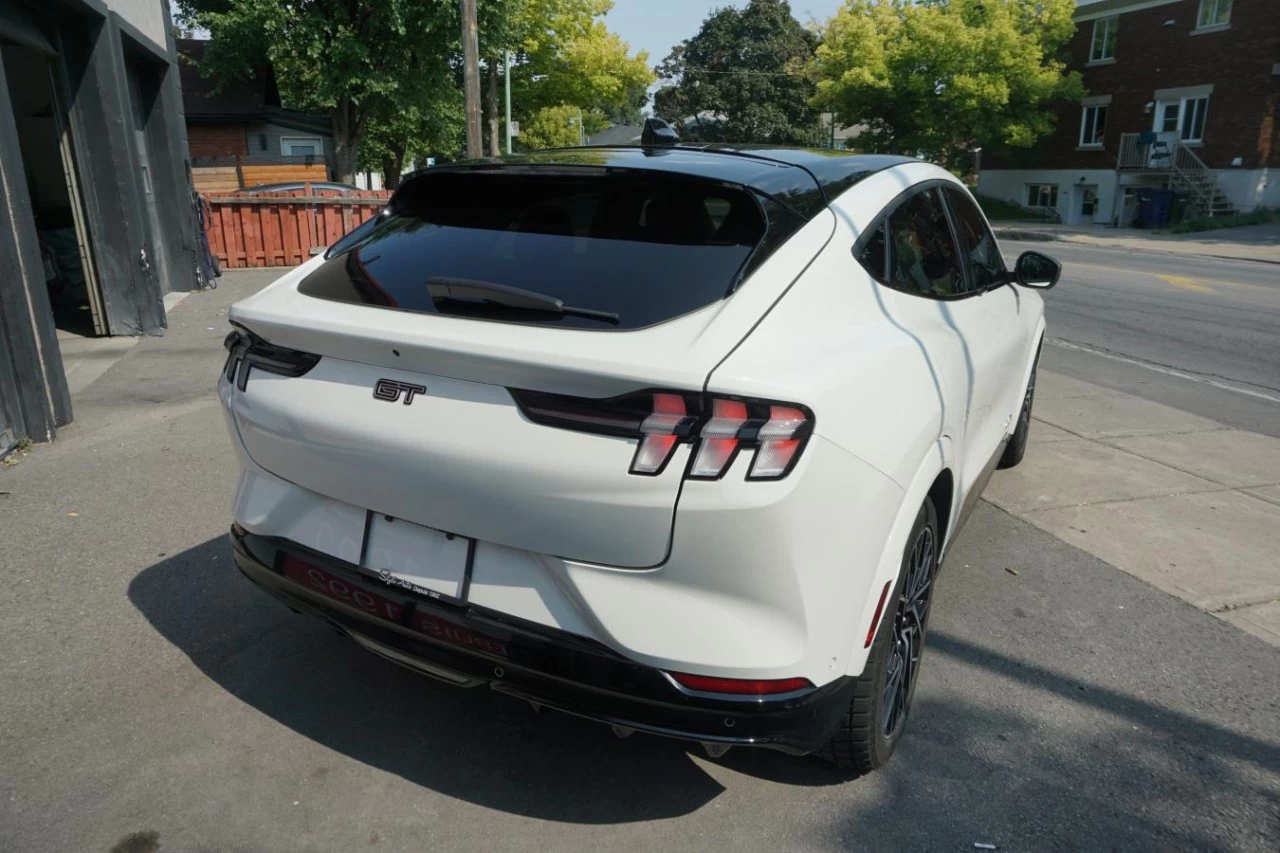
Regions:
[[631, 393, 688, 475], [689, 399, 748, 479], [748, 405, 810, 479], [669, 672, 814, 696]]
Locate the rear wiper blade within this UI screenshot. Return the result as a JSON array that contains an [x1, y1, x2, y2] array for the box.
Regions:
[[426, 277, 620, 324]]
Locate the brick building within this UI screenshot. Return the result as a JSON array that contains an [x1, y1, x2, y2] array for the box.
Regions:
[[977, 0, 1280, 226], [178, 39, 334, 176]]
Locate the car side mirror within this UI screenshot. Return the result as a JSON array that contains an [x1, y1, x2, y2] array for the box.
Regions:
[[1013, 251, 1061, 289]]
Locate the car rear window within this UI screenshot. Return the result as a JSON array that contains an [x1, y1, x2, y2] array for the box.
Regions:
[[298, 170, 772, 330]]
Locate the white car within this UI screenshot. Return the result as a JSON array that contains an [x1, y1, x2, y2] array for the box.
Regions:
[[220, 138, 1059, 773]]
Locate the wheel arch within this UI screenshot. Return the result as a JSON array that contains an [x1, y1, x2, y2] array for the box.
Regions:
[[844, 437, 955, 677]]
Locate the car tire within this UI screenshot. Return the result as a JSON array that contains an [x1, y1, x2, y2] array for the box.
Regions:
[[997, 355, 1039, 470], [819, 497, 940, 774]]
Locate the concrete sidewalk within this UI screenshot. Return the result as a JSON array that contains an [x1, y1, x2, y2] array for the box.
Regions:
[[987, 371, 1280, 645], [993, 220, 1280, 264]]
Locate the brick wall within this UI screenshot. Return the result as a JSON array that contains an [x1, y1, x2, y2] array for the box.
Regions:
[[996, 0, 1280, 171], [187, 123, 249, 158]]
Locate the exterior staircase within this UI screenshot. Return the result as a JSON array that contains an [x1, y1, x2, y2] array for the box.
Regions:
[[1117, 133, 1236, 218], [1167, 143, 1236, 217]]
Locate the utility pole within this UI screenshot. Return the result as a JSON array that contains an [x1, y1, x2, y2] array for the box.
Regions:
[[461, 0, 482, 158], [504, 50, 512, 155]]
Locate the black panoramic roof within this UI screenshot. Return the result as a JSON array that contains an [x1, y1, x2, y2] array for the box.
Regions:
[[397, 146, 915, 221]]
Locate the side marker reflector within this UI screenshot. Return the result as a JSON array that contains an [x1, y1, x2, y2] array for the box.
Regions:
[[865, 581, 893, 648]]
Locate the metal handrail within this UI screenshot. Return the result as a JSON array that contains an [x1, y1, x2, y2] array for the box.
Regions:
[[1116, 132, 1224, 215]]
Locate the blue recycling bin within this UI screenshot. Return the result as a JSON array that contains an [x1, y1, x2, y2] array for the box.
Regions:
[[1136, 189, 1176, 228]]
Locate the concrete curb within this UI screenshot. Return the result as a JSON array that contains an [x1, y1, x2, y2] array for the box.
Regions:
[[992, 228, 1280, 266], [993, 228, 1060, 243]]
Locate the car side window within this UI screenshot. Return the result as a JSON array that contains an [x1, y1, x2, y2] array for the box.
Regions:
[[887, 188, 965, 298], [855, 222, 888, 283], [943, 186, 1006, 291]]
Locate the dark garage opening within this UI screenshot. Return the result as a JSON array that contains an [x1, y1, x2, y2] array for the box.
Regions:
[[1, 39, 102, 338]]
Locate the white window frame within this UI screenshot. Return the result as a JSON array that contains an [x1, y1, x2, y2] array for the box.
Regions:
[[1089, 16, 1118, 63], [1026, 184, 1058, 210], [280, 135, 325, 156], [1196, 0, 1232, 30], [1180, 96, 1210, 143], [1150, 96, 1210, 144], [1079, 104, 1108, 149]]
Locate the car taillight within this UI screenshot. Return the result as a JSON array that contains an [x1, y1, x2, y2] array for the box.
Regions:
[[223, 327, 320, 390], [668, 671, 814, 696], [633, 393, 690, 475], [511, 389, 813, 481]]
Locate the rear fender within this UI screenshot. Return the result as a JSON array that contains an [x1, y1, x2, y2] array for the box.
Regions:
[[844, 436, 955, 677]]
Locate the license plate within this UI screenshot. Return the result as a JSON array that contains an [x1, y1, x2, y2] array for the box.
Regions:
[[282, 556, 508, 657], [361, 515, 470, 600]]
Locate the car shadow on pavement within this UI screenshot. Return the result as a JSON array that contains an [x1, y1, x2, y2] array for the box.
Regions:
[[128, 537, 736, 823], [128, 536, 1280, 842]]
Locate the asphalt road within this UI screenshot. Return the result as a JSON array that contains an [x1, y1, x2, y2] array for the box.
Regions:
[[1003, 240, 1280, 437], [2, 268, 1278, 853]]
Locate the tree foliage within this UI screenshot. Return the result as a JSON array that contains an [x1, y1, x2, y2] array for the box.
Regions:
[[182, 0, 651, 175], [653, 0, 824, 146], [511, 2, 653, 148], [179, 0, 457, 181], [518, 104, 594, 149], [358, 87, 465, 185], [811, 0, 1084, 165]]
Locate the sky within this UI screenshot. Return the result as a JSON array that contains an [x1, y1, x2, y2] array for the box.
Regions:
[[606, 0, 849, 71]]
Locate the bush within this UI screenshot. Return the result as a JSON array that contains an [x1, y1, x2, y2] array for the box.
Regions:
[[974, 194, 1031, 221], [1171, 207, 1276, 234]]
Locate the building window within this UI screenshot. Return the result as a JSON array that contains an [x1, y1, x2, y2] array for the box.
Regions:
[[1026, 184, 1059, 209], [1196, 0, 1232, 29], [1154, 96, 1210, 143], [1079, 105, 1108, 148], [1089, 16, 1118, 62], [1181, 97, 1209, 143], [280, 136, 324, 156]]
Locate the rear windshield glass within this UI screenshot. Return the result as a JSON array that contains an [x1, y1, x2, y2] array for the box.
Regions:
[[298, 171, 768, 330]]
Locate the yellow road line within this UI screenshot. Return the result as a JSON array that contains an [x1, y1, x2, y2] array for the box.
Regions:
[[1155, 274, 1215, 294], [1059, 260, 1253, 291]]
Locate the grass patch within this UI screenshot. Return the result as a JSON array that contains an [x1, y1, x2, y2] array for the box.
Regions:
[[1172, 207, 1276, 234]]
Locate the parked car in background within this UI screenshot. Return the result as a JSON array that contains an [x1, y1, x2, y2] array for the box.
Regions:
[[219, 139, 1059, 773], [234, 181, 364, 195]]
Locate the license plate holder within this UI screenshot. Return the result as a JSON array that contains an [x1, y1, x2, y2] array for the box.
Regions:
[[360, 514, 472, 602]]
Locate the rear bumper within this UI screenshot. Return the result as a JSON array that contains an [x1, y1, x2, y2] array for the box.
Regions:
[[231, 529, 856, 754]]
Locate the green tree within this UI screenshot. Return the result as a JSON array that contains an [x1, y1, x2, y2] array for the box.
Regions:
[[181, 0, 457, 182], [511, 3, 653, 148], [475, 0, 651, 154], [359, 87, 465, 187], [653, 0, 824, 146], [811, 0, 1084, 166], [518, 104, 595, 149]]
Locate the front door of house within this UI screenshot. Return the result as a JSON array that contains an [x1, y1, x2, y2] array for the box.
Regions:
[[1154, 100, 1181, 136], [1080, 185, 1097, 225]]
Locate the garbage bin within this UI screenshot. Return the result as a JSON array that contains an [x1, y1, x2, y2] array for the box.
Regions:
[[1135, 189, 1176, 228]]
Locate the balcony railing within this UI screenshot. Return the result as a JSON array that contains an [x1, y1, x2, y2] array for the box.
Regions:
[[1116, 132, 1230, 216], [1116, 132, 1208, 172]]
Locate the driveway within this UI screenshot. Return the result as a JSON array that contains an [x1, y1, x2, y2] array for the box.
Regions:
[[1, 271, 1277, 852]]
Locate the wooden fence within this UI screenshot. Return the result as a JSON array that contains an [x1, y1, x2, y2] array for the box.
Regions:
[[193, 160, 331, 194], [204, 187, 391, 269]]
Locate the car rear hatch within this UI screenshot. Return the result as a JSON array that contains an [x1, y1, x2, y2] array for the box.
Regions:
[[225, 159, 833, 567]]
